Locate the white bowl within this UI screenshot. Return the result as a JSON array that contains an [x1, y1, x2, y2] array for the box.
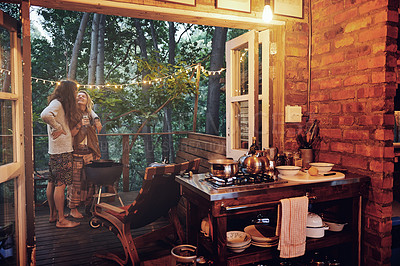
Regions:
[[226, 231, 251, 248], [309, 162, 334, 173], [324, 221, 347, 232], [275, 165, 301, 176]]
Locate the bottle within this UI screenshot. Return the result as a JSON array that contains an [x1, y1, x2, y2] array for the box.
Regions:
[[249, 137, 259, 155]]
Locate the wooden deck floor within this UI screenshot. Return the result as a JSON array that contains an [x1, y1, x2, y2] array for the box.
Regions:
[[35, 191, 175, 265]]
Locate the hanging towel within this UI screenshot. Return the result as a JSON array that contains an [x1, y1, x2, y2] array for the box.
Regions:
[[276, 196, 309, 258]]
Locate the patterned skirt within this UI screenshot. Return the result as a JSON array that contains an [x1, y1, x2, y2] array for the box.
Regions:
[[49, 152, 73, 186], [67, 153, 94, 209]]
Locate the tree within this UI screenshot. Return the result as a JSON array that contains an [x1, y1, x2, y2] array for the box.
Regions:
[[205, 27, 228, 135], [68, 12, 89, 80]]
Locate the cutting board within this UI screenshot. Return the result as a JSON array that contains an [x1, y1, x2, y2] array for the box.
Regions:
[[278, 171, 345, 183]]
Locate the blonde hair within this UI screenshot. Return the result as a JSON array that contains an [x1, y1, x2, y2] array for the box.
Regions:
[[77, 90, 94, 113]]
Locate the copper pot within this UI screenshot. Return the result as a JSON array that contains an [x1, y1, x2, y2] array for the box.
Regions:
[[242, 153, 266, 175], [209, 159, 239, 179]]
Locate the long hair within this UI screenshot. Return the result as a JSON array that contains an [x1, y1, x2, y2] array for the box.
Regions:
[[77, 90, 94, 114], [48, 80, 79, 127]]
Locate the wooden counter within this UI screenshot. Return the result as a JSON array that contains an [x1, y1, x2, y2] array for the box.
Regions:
[[176, 173, 369, 265]]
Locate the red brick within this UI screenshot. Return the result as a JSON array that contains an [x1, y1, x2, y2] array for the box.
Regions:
[[387, 25, 398, 39], [334, 8, 358, 24], [344, 17, 372, 33], [359, 0, 388, 15], [359, 55, 386, 69], [334, 36, 354, 48], [383, 113, 394, 126], [359, 26, 387, 42], [358, 115, 384, 126], [331, 142, 354, 153], [356, 145, 384, 157], [331, 89, 355, 100], [321, 52, 345, 66], [331, 115, 354, 126], [357, 86, 384, 98], [343, 129, 370, 140], [387, 55, 397, 68], [365, 200, 392, 218], [370, 99, 387, 112], [310, 93, 329, 102], [343, 74, 369, 86], [320, 128, 342, 139], [319, 78, 342, 90], [286, 46, 308, 57], [346, 45, 371, 60], [342, 155, 368, 169], [369, 186, 393, 205], [384, 147, 394, 158], [319, 103, 342, 113], [314, 42, 330, 55], [374, 129, 394, 141], [344, 102, 365, 113], [318, 152, 341, 164]]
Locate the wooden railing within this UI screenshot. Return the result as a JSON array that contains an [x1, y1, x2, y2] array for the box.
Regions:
[[33, 131, 226, 193], [33, 131, 190, 193]]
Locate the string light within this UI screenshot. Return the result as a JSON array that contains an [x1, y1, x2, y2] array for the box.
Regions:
[[0, 65, 226, 89]]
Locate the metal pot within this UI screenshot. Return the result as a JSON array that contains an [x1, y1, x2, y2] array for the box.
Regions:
[[208, 159, 239, 179], [238, 153, 251, 174], [242, 153, 266, 175], [171, 244, 197, 264]]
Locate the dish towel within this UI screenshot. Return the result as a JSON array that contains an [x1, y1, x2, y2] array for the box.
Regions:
[[276, 196, 309, 258]]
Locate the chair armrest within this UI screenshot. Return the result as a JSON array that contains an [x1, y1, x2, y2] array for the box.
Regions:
[[97, 203, 125, 214]]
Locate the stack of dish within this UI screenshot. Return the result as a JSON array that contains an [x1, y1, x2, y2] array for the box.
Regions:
[[226, 231, 251, 253], [244, 224, 279, 247]]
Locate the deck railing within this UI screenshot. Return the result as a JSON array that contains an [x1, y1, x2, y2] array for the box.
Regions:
[[33, 131, 191, 201]]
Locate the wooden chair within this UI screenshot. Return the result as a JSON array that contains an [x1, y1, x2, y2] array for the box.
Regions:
[[92, 158, 200, 266]]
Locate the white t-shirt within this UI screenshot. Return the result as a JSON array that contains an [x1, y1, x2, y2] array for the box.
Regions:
[[40, 99, 73, 154]]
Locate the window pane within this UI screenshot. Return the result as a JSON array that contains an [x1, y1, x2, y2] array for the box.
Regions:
[[0, 27, 11, 93], [232, 101, 249, 149], [0, 179, 16, 263], [233, 48, 248, 96], [0, 99, 13, 165]]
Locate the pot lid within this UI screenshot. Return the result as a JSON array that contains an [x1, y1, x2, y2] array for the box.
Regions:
[[306, 212, 324, 227]]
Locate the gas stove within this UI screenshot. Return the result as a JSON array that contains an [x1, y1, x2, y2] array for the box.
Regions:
[[204, 172, 287, 189]]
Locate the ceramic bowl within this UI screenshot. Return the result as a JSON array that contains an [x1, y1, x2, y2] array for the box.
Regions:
[[226, 231, 251, 248], [309, 162, 334, 173], [324, 221, 347, 232], [275, 165, 301, 176]]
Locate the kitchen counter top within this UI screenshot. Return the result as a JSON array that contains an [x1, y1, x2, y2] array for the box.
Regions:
[[176, 172, 369, 202]]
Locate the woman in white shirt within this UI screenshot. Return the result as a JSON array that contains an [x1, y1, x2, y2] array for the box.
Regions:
[[40, 80, 80, 228]]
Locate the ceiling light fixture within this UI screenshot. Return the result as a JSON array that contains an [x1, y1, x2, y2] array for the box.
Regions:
[[262, 4, 273, 23]]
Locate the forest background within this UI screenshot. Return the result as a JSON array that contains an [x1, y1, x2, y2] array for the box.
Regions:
[[0, 3, 247, 191]]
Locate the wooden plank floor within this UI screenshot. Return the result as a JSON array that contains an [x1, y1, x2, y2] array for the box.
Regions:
[[35, 191, 175, 265]]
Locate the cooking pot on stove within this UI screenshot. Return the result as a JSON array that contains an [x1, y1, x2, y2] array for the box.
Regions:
[[242, 153, 266, 175], [208, 159, 238, 179], [90, 159, 115, 167]]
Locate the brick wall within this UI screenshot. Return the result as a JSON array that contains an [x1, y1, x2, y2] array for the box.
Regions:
[[282, 0, 399, 264]]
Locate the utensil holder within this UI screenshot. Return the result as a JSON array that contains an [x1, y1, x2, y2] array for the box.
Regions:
[[300, 149, 313, 168]]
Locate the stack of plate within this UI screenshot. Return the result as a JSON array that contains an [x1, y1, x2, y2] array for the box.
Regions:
[[226, 231, 251, 253], [244, 224, 279, 248]]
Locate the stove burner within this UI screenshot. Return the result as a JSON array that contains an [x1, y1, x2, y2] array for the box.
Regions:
[[205, 172, 286, 189]]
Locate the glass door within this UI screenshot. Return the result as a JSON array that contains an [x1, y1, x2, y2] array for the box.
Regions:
[[0, 10, 26, 265], [225, 30, 270, 160]]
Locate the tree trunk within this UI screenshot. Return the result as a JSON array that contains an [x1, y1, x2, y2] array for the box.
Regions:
[[96, 14, 106, 85], [68, 12, 89, 80], [88, 13, 100, 85], [134, 18, 155, 165], [205, 27, 228, 135], [149, 20, 160, 63], [94, 14, 109, 159], [161, 21, 176, 163]]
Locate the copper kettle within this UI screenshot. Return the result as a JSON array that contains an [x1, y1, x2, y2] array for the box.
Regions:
[[242, 152, 268, 175]]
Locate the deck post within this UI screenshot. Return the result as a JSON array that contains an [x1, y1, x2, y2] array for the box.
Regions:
[[122, 135, 130, 192]]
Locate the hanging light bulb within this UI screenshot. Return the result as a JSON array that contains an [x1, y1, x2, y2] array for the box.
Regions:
[[262, 5, 273, 23]]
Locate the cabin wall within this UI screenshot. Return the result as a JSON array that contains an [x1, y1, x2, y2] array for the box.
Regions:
[[282, 0, 398, 264]]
